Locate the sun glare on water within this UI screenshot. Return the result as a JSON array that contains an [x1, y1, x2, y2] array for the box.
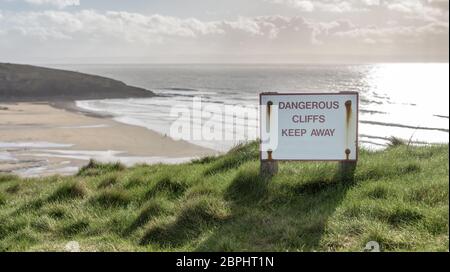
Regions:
[[365, 63, 449, 116]]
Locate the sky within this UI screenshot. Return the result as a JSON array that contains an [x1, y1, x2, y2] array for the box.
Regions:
[[0, 0, 448, 63]]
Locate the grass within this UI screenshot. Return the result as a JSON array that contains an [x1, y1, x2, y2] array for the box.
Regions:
[[48, 181, 88, 201], [91, 189, 131, 207], [0, 193, 6, 206], [0, 141, 448, 252]]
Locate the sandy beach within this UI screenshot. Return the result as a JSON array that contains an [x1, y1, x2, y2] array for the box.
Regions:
[[0, 102, 216, 176]]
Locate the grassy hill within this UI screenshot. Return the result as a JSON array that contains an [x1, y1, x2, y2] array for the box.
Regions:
[[0, 141, 448, 252], [0, 63, 154, 101]]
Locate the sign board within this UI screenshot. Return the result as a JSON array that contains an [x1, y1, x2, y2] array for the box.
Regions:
[[260, 92, 358, 161]]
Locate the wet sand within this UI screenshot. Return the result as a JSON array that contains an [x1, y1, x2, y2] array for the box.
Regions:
[[0, 102, 216, 176]]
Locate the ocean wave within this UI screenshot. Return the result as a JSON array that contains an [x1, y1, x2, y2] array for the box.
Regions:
[[360, 120, 449, 133]]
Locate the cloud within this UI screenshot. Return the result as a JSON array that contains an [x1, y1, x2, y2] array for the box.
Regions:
[[0, 9, 447, 62], [267, 0, 363, 12], [328, 20, 449, 50], [24, 0, 80, 9], [383, 0, 448, 24], [0, 10, 223, 42], [269, 0, 315, 12], [268, 0, 449, 18]]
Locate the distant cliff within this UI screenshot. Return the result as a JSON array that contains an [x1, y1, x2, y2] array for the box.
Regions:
[[0, 63, 154, 101]]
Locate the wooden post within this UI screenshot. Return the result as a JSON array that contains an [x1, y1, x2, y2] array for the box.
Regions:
[[261, 150, 278, 178], [339, 160, 356, 182]]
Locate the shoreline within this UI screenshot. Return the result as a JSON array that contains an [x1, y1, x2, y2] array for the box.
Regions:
[[50, 100, 116, 119], [0, 101, 217, 177]]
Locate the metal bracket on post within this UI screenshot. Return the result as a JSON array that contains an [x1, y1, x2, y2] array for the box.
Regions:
[[260, 100, 278, 179]]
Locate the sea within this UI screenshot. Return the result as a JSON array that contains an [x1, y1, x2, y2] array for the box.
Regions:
[[51, 63, 449, 152]]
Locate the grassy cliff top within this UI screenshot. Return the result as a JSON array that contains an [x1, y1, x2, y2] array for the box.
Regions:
[[0, 141, 448, 252]]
